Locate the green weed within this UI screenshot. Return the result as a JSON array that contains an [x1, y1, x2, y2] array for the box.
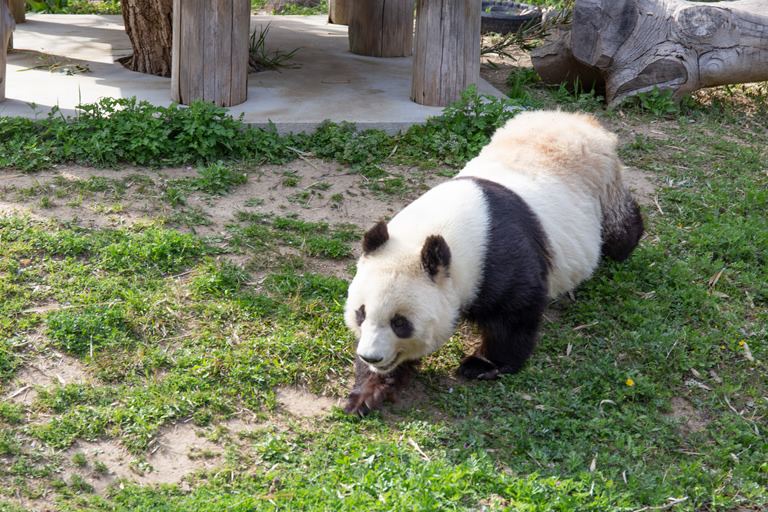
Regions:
[[271, 0, 328, 15], [397, 84, 520, 167], [249, 23, 301, 70], [46, 305, 134, 357], [191, 258, 249, 298], [190, 161, 248, 196], [624, 86, 697, 117], [63, 0, 121, 13]]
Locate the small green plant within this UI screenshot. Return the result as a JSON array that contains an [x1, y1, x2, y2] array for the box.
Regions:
[[163, 186, 186, 206], [546, 77, 604, 111], [0, 430, 22, 456], [398, 84, 519, 167], [192, 161, 247, 196], [26, 0, 69, 13], [68, 473, 94, 493], [249, 23, 301, 71], [282, 171, 301, 187], [631, 86, 681, 116], [71, 453, 88, 468], [506, 67, 540, 102], [46, 306, 133, 357], [244, 198, 265, 207], [191, 258, 249, 298], [64, 0, 121, 14], [287, 190, 313, 206], [307, 121, 390, 165], [93, 460, 109, 474], [272, 0, 328, 15]]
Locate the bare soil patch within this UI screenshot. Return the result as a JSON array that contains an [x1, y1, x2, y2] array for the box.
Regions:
[[667, 396, 708, 433]]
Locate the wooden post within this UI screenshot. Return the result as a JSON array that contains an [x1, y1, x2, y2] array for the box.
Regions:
[[9, 0, 23, 24], [411, 0, 481, 106], [328, 0, 348, 25], [1, 0, 14, 102], [348, 0, 413, 57], [171, 0, 250, 107]]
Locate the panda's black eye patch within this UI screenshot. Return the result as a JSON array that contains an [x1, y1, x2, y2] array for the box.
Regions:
[[355, 305, 366, 326], [390, 314, 414, 339]]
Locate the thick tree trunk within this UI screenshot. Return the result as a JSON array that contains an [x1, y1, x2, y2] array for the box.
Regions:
[[411, 0, 481, 106], [120, 0, 173, 77], [348, 0, 413, 57], [532, 0, 768, 105], [1, 0, 13, 102]]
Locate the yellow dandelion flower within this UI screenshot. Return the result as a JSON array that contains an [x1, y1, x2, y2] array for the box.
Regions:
[[739, 340, 744, 346], [626, 378, 634, 386]]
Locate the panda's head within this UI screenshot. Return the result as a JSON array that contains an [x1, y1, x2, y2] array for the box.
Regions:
[[345, 221, 461, 374]]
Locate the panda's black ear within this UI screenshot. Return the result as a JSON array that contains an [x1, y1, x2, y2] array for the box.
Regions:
[[362, 221, 389, 254], [421, 235, 451, 279]]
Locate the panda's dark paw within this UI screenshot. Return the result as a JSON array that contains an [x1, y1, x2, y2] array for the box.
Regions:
[[343, 384, 394, 417], [457, 355, 499, 380], [343, 389, 382, 417]]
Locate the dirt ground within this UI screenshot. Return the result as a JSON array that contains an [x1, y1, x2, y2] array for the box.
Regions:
[[1, 52, 665, 506]]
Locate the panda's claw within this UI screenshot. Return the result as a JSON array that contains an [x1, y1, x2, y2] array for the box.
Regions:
[[478, 368, 500, 380], [457, 354, 499, 380]]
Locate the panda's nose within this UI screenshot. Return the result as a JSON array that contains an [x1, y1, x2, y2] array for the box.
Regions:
[[359, 354, 383, 365]]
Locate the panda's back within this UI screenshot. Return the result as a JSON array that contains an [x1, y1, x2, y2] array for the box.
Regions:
[[458, 160, 602, 297]]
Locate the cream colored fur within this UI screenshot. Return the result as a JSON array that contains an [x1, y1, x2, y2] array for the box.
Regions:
[[458, 110, 626, 297]]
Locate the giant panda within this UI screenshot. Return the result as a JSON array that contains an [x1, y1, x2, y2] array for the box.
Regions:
[[343, 110, 644, 417]]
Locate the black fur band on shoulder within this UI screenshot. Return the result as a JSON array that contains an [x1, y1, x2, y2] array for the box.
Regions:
[[362, 221, 389, 254]]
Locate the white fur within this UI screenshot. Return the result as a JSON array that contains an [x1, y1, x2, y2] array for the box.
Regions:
[[345, 179, 489, 371], [458, 165, 601, 298], [347, 110, 629, 371], [458, 110, 619, 297]]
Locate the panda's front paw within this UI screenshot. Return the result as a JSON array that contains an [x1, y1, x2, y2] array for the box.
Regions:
[[457, 355, 499, 380], [343, 388, 384, 417], [343, 372, 398, 417]]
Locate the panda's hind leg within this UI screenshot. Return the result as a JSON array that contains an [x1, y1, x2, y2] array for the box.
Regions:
[[457, 311, 541, 380], [343, 357, 420, 417]]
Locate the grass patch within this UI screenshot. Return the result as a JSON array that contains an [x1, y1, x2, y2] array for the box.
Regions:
[[1, 83, 767, 510]]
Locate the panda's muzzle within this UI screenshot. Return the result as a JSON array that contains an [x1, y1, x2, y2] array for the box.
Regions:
[[358, 347, 403, 374], [359, 354, 384, 365]]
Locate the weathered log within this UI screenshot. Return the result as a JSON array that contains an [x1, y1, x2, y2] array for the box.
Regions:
[[171, 0, 250, 107], [530, 30, 604, 94], [348, 0, 413, 57], [532, 0, 768, 105], [1, 0, 14, 102], [412, 0, 481, 106]]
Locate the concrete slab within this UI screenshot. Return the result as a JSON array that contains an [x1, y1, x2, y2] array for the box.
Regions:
[[1, 14, 504, 134]]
